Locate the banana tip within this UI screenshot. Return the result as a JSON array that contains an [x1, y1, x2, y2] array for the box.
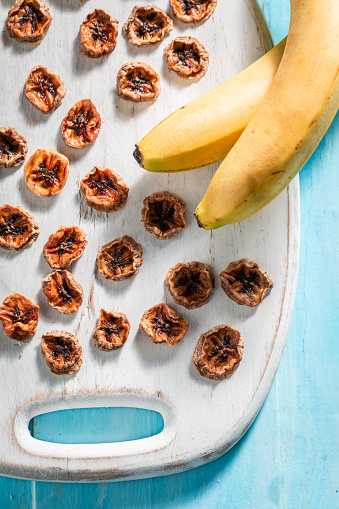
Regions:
[[194, 213, 205, 229], [133, 145, 144, 168]]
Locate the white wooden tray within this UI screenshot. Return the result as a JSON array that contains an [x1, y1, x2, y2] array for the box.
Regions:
[[0, 0, 299, 482]]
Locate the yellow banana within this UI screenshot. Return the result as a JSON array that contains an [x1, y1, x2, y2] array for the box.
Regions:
[[195, 0, 339, 229], [134, 39, 286, 172]]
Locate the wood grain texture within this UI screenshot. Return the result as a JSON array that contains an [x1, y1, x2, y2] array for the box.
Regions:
[[1, 0, 338, 506]]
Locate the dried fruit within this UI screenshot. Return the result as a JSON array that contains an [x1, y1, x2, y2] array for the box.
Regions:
[[62, 99, 101, 149], [43, 226, 87, 269], [0, 204, 39, 251], [0, 293, 39, 342], [42, 270, 84, 314], [220, 258, 274, 307], [0, 128, 28, 168], [123, 5, 173, 47], [141, 191, 186, 240], [7, 0, 52, 44], [164, 36, 209, 79], [80, 167, 129, 212], [165, 261, 214, 309], [116, 62, 161, 102], [193, 324, 244, 380], [40, 330, 83, 375], [25, 66, 66, 114], [169, 0, 217, 24], [24, 149, 69, 197], [80, 9, 119, 58], [93, 309, 130, 351], [139, 303, 189, 346], [97, 236, 143, 281]]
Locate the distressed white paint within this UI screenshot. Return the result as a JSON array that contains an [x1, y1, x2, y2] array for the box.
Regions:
[[0, 0, 299, 482]]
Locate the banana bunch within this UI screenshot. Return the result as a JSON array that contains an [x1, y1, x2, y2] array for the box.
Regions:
[[135, 0, 339, 230]]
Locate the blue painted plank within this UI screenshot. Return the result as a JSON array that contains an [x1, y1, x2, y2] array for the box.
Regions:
[[0, 477, 33, 509], [1, 1, 338, 508], [261, 0, 290, 43]]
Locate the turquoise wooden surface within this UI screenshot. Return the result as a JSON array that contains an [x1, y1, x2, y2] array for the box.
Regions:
[[1, 0, 338, 507]]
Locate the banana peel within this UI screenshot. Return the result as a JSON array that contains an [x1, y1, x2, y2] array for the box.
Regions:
[[134, 38, 286, 173]]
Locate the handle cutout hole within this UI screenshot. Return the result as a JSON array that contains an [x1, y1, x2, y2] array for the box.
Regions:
[[29, 407, 164, 444]]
